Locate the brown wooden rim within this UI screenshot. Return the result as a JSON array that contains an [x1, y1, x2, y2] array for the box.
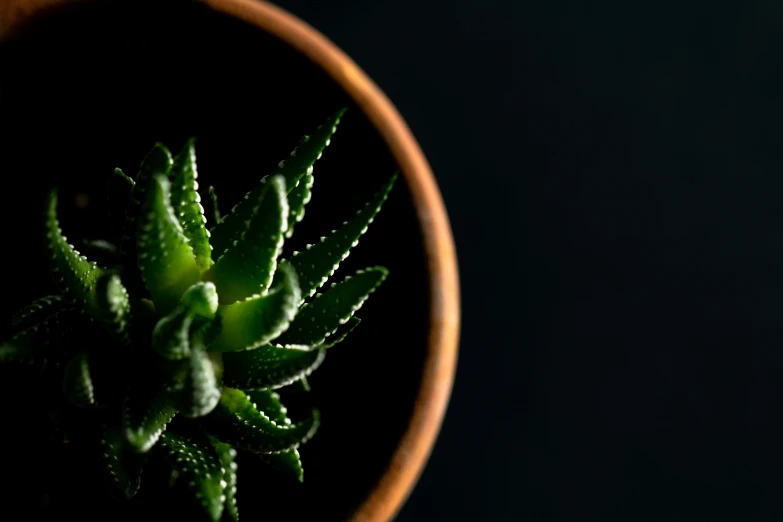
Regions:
[[1, 1, 461, 520]]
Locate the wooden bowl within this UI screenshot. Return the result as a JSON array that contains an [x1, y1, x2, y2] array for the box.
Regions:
[[0, 1, 459, 520]]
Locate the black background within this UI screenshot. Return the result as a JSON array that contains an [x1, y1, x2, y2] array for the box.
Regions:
[[273, 1, 783, 521]]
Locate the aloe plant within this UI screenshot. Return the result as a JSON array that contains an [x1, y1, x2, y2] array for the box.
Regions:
[[0, 110, 396, 520]]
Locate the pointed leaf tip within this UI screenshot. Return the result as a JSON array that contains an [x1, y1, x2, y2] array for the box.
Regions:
[[209, 111, 346, 255], [276, 267, 388, 346], [170, 139, 213, 271], [46, 189, 105, 316], [207, 175, 288, 304], [289, 174, 396, 299]]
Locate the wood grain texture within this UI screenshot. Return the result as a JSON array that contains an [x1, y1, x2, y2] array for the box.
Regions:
[[0, 1, 461, 520]]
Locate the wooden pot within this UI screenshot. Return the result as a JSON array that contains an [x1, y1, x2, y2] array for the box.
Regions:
[[0, 1, 459, 520]]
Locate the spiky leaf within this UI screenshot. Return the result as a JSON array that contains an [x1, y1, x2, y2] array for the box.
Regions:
[[46, 189, 105, 315], [209, 262, 300, 352], [0, 308, 79, 366], [101, 422, 143, 500], [137, 174, 201, 315], [82, 239, 119, 267], [222, 344, 325, 390], [63, 350, 95, 407], [321, 316, 361, 349], [11, 295, 66, 333], [208, 175, 288, 305], [276, 267, 387, 346], [210, 109, 346, 255], [95, 272, 131, 342], [123, 386, 177, 453], [285, 170, 313, 239], [175, 344, 221, 418], [170, 139, 213, 271], [208, 185, 221, 226], [288, 174, 396, 299], [119, 144, 173, 263], [153, 283, 218, 360], [160, 430, 225, 522], [246, 389, 304, 481], [109, 168, 135, 241], [205, 387, 319, 454], [209, 437, 238, 521]]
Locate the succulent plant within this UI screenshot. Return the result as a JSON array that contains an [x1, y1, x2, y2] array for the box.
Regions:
[[0, 110, 396, 520]]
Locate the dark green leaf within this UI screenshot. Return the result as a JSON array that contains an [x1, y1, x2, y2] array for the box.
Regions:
[[209, 109, 346, 255], [262, 448, 305, 483], [63, 350, 95, 407], [222, 344, 325, 390], [276, 267, 387, 346], [46, 189, 105, 316], [81, 239, 119, 267], [101, 422, 143, 500], [153, 282, 218, 360], [137, 174, 201, 315], [11, 295, 66, 333], [119, 143, 173, 265], [208, 185, 221, 226], [109, 168, 135, 242], [285, 170, 313, 239], [207, 175, 288, 305], [209, 262, 300, 352], [175, 343, 221, 419], [0, 308, 80, 366], [95, 272, 131, 343], [160, 430, 226, 522], [205, 387, 319, 454], [209, 436, 238, 521], [288, 174, 396, 299], [123, 385, 177, 453], [170, 139, 213, 271], [321, 316, 360, 349]]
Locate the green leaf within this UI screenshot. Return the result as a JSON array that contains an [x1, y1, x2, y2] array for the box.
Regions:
[[207, 175, 288, 305], [205, 387, 319, 454], [95, 272, 131, 343], [245, 389, 304, 481], [0, 308, 80, 366], [123, 385, 177, 453], [153, 282, 218, 360], [288, 174, 396, 299], [174, 343, 221, 419], [119, 143, 173, 264], [222, 344, 325, 390], [109, 168, 135, 242], [262, 448, 305, 483], [209, 437, 238, 522], [321, 316, 361, 349], [81, 239, 119, 267], [137, 174, 201, 315], [285, 170, 313, 239], [276, 267, 387, 346], [170, 139, 213, 271], [209, 262, 300, 352], [100, 422, 143, 500], [208, 185, 222, 226], [210, 109, 346, 255], [62, 350, 95, 407], [11, 295, 66, 333], [46, 189, 105, 316], [160, 430, 226, 522]]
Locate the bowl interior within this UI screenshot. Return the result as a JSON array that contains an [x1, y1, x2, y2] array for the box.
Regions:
[[0, 1, 430, 519]]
